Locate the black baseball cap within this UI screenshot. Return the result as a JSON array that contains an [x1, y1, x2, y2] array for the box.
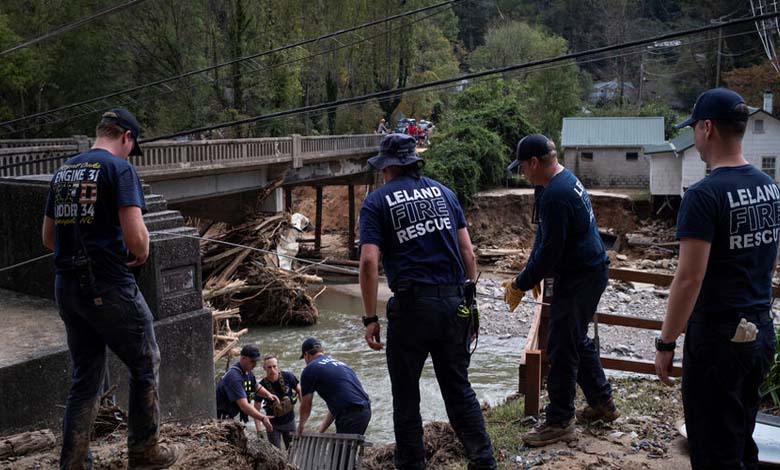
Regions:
[[300, 337, 322, 359], [100, 108, 143, 156], [506, 134, 554, 173], [675, 88, 749, 129], [368, 133, 424, 170], [240, 344, 261, 360]]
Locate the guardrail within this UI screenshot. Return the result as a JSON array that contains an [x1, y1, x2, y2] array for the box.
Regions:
[[0, 134, 382, 178]]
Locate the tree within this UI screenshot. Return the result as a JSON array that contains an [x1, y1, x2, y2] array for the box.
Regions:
[[723, 61, 780, 109], [469, 21, 582, 140]]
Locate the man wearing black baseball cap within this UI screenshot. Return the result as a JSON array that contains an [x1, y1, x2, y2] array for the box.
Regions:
[[502, 133, 616, 446], [216, 344, 273, 430], [42, 109, 181, 468], [359, 133, 496, 469], [297, 338, 371, 436], [656, 88, 778, 469]]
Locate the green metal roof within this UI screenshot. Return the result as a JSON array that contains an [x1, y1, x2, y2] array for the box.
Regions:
[[561, 117, 665, 147], [644, 128, 694, 155]]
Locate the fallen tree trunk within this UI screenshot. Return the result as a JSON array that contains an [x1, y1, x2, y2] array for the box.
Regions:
[[0, 429, 56, 459]]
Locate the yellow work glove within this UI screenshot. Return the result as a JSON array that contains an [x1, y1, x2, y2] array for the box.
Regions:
[[532, 282, 542, 300], [501, 279, 523, 312]]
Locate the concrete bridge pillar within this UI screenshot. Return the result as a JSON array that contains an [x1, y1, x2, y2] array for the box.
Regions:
[[72, 135, 90, 152], [292, 134, 302, 169]]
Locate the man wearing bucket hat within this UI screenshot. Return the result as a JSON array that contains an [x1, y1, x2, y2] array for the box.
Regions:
[[502, 133, 615, 447], [41, 109, 183, 468], [297, 337, 371, 435], [358, 133, 496, 469], [655, 88, 778, 469]]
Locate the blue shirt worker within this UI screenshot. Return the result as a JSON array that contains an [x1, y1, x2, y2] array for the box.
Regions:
[[503, 134, 616, 447], [215, 344, 273, 432], [297, 337, 371, 435], [257, 354, 301, 450], [655, 88, 779, 470], [42, 109, 182, 470], [359, 133, 497, 470]]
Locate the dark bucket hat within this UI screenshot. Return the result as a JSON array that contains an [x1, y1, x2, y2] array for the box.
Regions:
[[368, 133, 424, 170]]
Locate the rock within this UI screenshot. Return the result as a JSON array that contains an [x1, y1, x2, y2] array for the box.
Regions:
[[616, 254, 628, 261], [617, 293, 631, 303]]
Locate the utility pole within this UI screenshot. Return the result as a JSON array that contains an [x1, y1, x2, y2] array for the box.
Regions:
[[638, 52, 644, 106], [715, 25, 723, 87]]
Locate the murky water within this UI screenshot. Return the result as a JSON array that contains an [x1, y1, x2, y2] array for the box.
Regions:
[[240, 286, 523, 444]]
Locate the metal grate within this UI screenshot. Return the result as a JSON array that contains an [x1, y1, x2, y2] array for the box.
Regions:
[[287, 432, 370, 470]]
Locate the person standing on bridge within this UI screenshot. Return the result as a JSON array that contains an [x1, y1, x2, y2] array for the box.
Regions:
[[376, 118, 389, 134], [41, 109, 182, 469], [655, 88, 779, 469], [502, 133, 616, 447], [359, 133, 496, 469]]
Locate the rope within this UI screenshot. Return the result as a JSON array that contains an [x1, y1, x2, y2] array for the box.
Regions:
[[0, 252, 54, 273]]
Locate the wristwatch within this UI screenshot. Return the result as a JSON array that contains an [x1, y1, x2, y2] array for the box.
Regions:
[[362, 315, 379, 327], [655, 337, 676, 352]]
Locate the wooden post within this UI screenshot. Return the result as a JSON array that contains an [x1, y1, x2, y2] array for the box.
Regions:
[[538, 277, 553, 379], [348, 184, 356, 260], [315, 185, 323, 255], [285, 187, 292, 213], [524, 351, 542, 416]]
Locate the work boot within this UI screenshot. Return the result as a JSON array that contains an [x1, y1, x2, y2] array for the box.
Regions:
[[576, 398, 620, 424], [128, 443, 182, 469], [521, 419, 576, 447]]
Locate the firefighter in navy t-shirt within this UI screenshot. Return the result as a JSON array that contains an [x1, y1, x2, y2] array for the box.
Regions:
[[297, 337, 371, 435], [656, 88, 779, 469], [42, 109, 181, 469], [502, 134, 616, 447], [215, 344, 273, 431], [358, 133, 496, 469]]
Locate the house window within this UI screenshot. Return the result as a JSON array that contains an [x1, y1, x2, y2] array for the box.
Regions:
[[755, 120, 765, 134], [762, 157, 777, 179], [626, 152, 639, 161], [581, 152, 593, 160]]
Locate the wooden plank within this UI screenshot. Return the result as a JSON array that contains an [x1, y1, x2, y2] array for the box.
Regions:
[[285, 187, 292, 212], [596, 312, 664, 330], [524, 350, 542, 416], [348, 184, 356, 260], [600, 356, 682, 377], [609, 267, 673, 287], [315, 186, 323, 253], [214, 338, 239, 362]]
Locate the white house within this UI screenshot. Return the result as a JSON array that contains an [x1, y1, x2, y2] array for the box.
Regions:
[[646, 94, 780, 209], [561, 117, 665, 188]]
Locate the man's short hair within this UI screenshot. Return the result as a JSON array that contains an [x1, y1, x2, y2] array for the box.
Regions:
[[95, 122, 125, 140], [263, 354, 277, 362]]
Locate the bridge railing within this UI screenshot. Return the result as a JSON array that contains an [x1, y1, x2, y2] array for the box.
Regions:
[[0, 134, 381, 178]]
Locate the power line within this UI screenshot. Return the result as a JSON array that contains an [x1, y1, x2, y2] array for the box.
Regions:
[[0, 0, 463, 130], [0, 0, 151, 57], [142, 10, 780, 143], [1, 15, 776, 172], [5, 5, 455, 136]]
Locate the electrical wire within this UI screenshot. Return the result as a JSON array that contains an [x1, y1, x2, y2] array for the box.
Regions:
[[4, 5, 456, 136], [0, 0, 151, 57], [140, 10, 780, 143], [0, 0, 463, 130], [0, 253, 53, 273]]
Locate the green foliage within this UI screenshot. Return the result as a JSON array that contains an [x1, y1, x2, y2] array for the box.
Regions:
[[469, 21, 582, 140], [423, 141, 483, 203], [761, 328, 780, 406]]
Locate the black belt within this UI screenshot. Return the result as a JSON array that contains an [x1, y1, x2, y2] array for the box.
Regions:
[[395, 284, 463, 298], [690, 310, 773, 324]]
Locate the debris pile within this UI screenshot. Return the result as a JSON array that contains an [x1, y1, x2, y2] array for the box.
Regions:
[[363, 422, 466, 470], [198, 213, 321, 327]]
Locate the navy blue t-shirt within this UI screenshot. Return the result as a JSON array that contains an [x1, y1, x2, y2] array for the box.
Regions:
[[359, 175, 467, 290], [677, 164, 780, 315], [45, 148, 146, 286], [216, 362, 258, 419], [515, 168, 608, 291], [300, 355, 369, 415], [260, 371, 299, 426]]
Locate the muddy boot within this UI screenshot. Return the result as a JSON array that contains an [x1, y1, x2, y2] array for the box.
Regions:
[[576, 398, 620, 424], [128, 443, 182, 469], [521, 419, 576, 447]]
